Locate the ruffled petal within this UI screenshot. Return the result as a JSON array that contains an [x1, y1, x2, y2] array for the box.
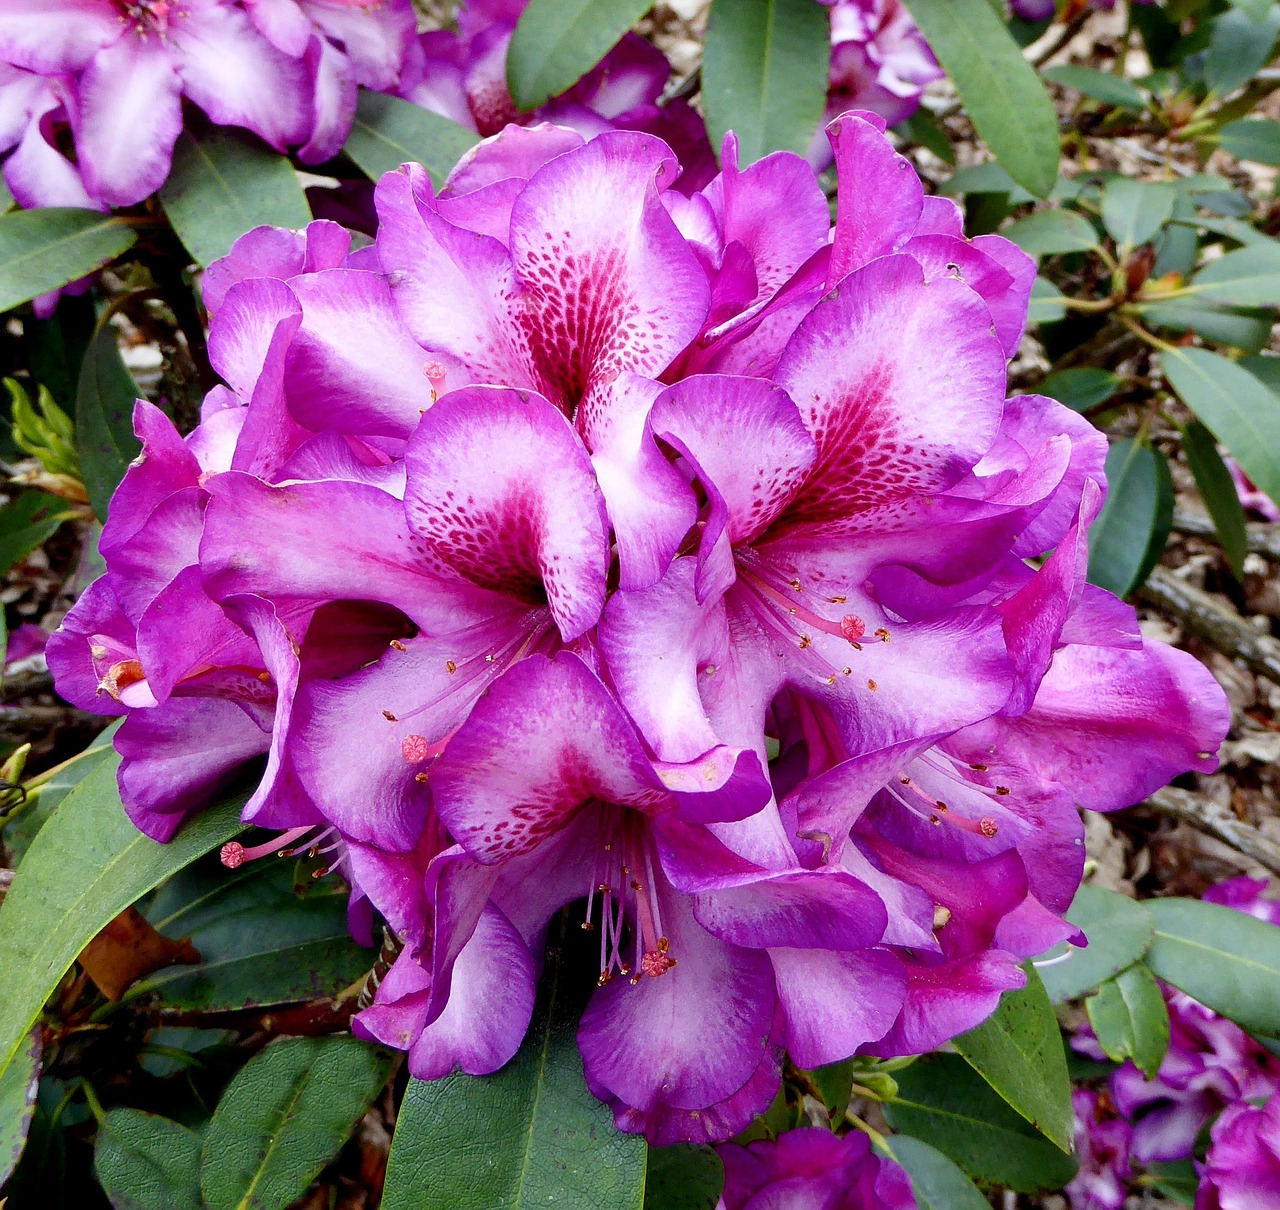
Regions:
[[403, 386, 610, 641], [0, 0, 120, 74], [773, 255, 1007, 529], [71, 31, 182, 206]]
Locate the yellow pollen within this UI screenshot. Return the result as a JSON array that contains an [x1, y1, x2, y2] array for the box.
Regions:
[[390, 639, 407, 652], [789, 578, 802, 591], [382, 710, 397, 721], [446, 660, 457, 674], [414, 772, 429, 783], [996, 786, 1010, 796], [798, 634, 812, 649], [875, 627, 891, 642], [842, 667, 852, 676], [867, 679, 877, 691]]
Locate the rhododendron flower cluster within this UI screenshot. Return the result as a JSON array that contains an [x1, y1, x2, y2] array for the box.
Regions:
[[811, 0, 941, 166], [1069, 878, 1280, 1209], [398, 0, 716, 191], [0, 0, 415, 208], [1197, 1092, 1280, 1210], [49, 112, 1228, 1144], [716, 1128, 917, 1208]]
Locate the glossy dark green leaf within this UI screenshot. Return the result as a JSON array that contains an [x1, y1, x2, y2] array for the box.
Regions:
[[1043, 65, 1147, 110], [1192, 245, 1280, 307], [1087, 438, 1173, 598], [0, 491, 78, 578], [1161, 347, 1280, 508], [902, 0, 1059, 197], [952, 965, 1073, 1150], [885, 1055, 1078, 1193], [0, 1029, 40, 1185], [885, 1136, 990, 1210], [1141, 297, 1274, 353], [94, 1109, 202, 1210], [131, 855, 371, 1011], [1035, 885, 1156, 1005], [643, 1145, 723, 1210], [1229, 0, 1274, 19], [1028, 276, 1068, 324], [200, 1036, 391, 1210], [1086, 962, 1170, 1078], [343, 92, 480, 190], [1100, 178, 1178, 248], [508, 0, 651, 110], [1203, 6, 1280, 96], [0, 755, 245, 1090], [702, 0, 831, 164], [76, 322, 141, 523], [1146, 897, 1280, 1036], [159, 128, 310, 268], [383, 954, 647, 1209], [0, 209, 136, 312], [1002, 208, 1099, 256], [1218, 117, 1280, 166], [1039, 368, 1123, 413], [1182, 420, 1248, 578]]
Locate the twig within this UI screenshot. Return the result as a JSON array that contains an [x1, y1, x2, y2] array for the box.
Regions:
[[1139, 565, 1280, 686], [1030, 11, 1092, 68], [1146, 785, 1280, 879], [1174, 509, 1280, 561], [661, 66, 700, 105]]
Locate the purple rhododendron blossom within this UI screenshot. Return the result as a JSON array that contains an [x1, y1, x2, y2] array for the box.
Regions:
[[716, 1128, 917, 1209], [1071, 877, 1280, 1182], [50, 113, 1229, 1143], [1197, 1093, 1280, 1210], [0, 0, 415, 208], [1009, 0, 1152, 18], [1067, 1088, 1133, 1210], [1225, 457, 1280, 523], [809, 0, 942, 167], [398, 0, 716, 191]]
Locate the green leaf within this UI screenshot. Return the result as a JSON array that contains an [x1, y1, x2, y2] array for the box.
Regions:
[[0, 754, 246, 1090], [383, 953, 647, 1209], [4, 724, 119, 865], [809, 1056, 857, 1120], [1203, 6, 1280, 97], [94, 1109, 202, 1210], [0, 1029, 40, 1186], [1161, 347, 1280, 508], [1148, 1158, 1199, 1205], [1028, 275, 1068, 324], [1240, 353, 1280, 393], [0, 491, 78, 578], [1002, 208, 1099, 256], [343, 92, 481, 190], [0, 209, 136, 313], [1182, 419, 1249, 577], [1229, 0, 1275, 20], [1085, 962, 1170, 1078], [1043, 65, 1148, 110], [885, 1136, 990, 1210], [1145, 897, 1280, 1036], [76, 321, 141, 524], [1141, 297, 1274, 353], [508, 0, 651, 110], [1100, 177, 1178, 248], [130, 854, 372, 1011], [1035, 884, 1157, 1005], [1087, 438, 1173, 598], [892, 109, 956, 164], [1217, 118, 1280, 166], [1191, 245, 1280, 307], [1039, 368, 1122, 413], [952, 965, 1073, 1151], [885, 1054, 1078, 1193], [939, 161, 1034, 202], [701, 0, 831, 164], [200, 1036, 392, 1210], [643, 1145, 723, 1210], [159, 128, 310, 268], [901, 0, 1059, 197]]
